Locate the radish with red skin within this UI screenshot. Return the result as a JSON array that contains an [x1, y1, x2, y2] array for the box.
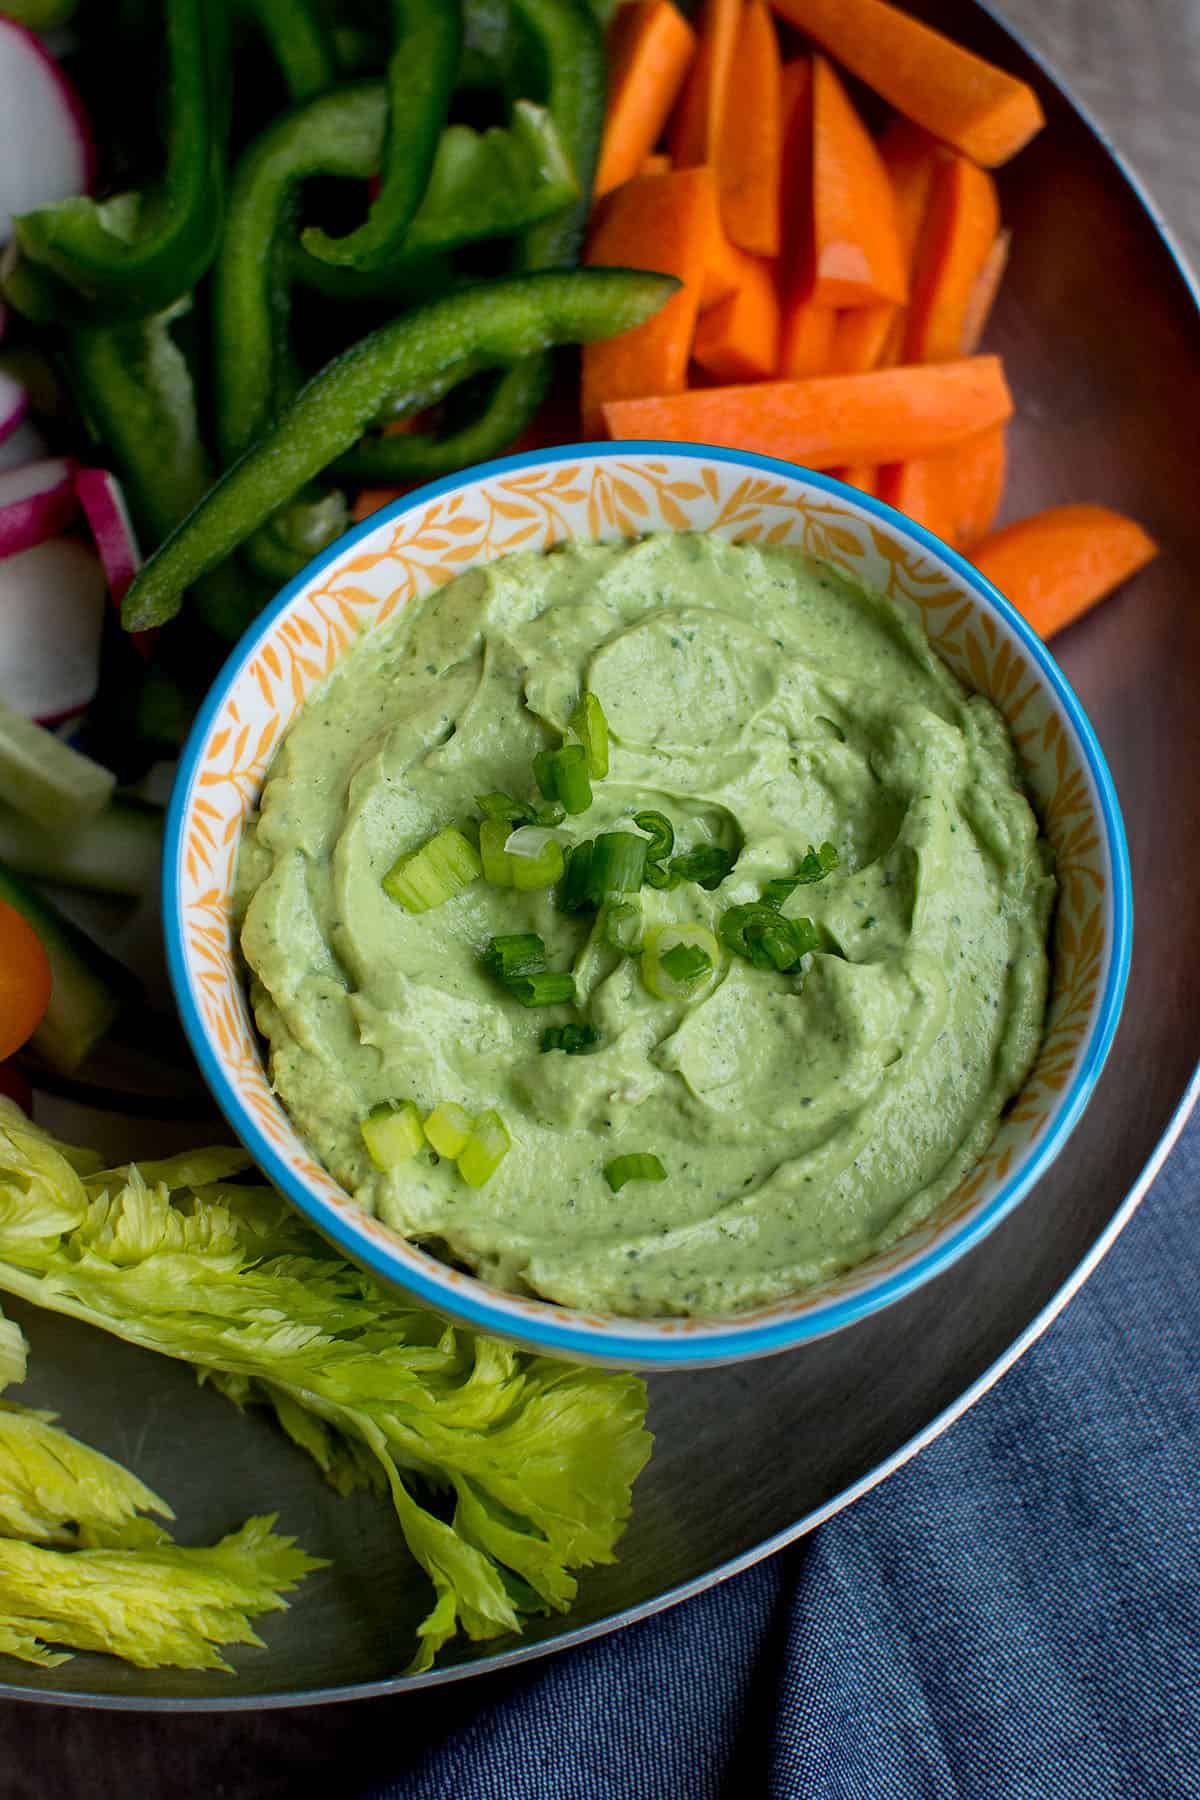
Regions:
[[0, 536, 106, 720], [0, 371, 27, 448], [0, 17, 95, 244], [75, 467, 141, 603], [0, 456, 78, 557]]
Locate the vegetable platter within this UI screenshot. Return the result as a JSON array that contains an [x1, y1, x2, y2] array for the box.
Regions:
[[0, 0, 1194, 1711]]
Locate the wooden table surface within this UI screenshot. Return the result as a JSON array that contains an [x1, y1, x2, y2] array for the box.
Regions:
[[2, 4, 1197, 1795]]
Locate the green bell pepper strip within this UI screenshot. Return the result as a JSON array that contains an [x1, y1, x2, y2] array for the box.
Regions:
[[14, 0, 229, 317], [241, 490, 350, 586], [335, 0, 606, 487], [236, 0, 339, 102], [65, 309, 265, 640], [121, 268, 677, 632], [213, 83, 387, 466], [333, 361, 551, 486], [0, 0, 78, 27], [301, 0, 463, 274], [65, 309, 212, 549]]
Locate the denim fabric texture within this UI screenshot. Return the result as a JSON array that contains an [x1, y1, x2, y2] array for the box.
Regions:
[[370, 1106, 1200, 1800]]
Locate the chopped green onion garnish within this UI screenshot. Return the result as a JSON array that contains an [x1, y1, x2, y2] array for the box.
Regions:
[[504, 826, 566, 891], [588, 831, 647, 901], [534, 799, 566, 827], [719, 904, 818, 971], [483, 933, 547, 980], [633, 809, 674, 862], [643, 859, 682, 890], [761, 842, 839, 908], [360, 1099, 424, 1170], [602, 899, 644, 955], [423, 1100, 472, 1159], [507, 970, 577, 1008], [534, 742, 592, 814], [558, 840, 596, 913], [476, 792, 533, 823], [541, 1022, 601, 1055], [659, 941, 713, 985], [641, 923, 720, 1001], [479, 816, 517, 886], [457, 1110, 512, 1188], [382, 826, 481, 912], [569, 691, 610, 779], [669, 845, 736, 891], [604, 1152, 667, 1192]]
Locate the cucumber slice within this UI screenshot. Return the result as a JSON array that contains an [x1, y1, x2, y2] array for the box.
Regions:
[[0, 795, 162, 897], [0, 696, 115, 830], [0, 860, 134, 1073]]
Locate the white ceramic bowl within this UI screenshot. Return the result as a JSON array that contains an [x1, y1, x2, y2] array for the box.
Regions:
[[165, 444, 1131, 1368]]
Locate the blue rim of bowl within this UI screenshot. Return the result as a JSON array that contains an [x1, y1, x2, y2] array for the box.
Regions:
[[164, 442, 1133, 1367]]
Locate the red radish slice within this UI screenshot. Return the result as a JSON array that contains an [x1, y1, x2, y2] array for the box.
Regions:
[[0, 537, 106, 721], [0, 456, 77, 557], [0, 419, 48, 472], [0, 371, 27, 448], [75, 467, 141, 603], [74, 465, 156, 658], [0, 18, 95, 244]]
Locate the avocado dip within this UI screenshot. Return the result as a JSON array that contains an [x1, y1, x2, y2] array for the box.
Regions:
[[235, 532, 1055, 1317]]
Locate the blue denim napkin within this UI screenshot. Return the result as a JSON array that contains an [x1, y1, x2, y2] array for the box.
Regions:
[[372, 1102, 1200, 1800]]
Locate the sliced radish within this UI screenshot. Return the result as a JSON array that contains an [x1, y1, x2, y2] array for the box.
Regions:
[[0, 456, 77, 558], [75, 467, 141, 602], [0, 419, 48, 472], [0, 17, 95, 244], [0, 536, 106, 721], [0, 370, 27, 448]]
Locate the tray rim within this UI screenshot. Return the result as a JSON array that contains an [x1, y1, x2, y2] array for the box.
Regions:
[[2, 0, 1198, 1712]]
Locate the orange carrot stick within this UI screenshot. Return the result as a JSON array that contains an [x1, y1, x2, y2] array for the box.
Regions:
[[831, 304, 896, 375], [668, 0, 741, 167], [768, 0, 1045, 167], [693, 251, 780, 380], [717, 0, 783, 256], [961, 228, 1011, 354], [809, 56, 907, 308], [779, 292, 837, 376], [640, 151, 673, 176], [830, 122, 946, 373], [594, 1, 697, 200], [878, 425, 1006, 547], [582, 168, 713, 436], [603, 354, 1013, 464], [831, 464, 879, 496], [903, 153, 999, 362], [969, 504, 1157, 638], [701, 218, 746, 307]]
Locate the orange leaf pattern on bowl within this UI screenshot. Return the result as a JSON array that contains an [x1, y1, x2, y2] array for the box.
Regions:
[[175, 458, 1116, 1341]]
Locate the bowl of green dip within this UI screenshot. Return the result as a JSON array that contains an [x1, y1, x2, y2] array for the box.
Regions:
[[164, 444, 1131, 1368]]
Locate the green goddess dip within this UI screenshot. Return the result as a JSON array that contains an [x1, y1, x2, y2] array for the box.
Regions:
[[235, 533, 1054, 1316]]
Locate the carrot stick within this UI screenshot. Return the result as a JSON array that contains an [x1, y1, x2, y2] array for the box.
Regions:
[[903, 153, 999, 363], [594, 1, 697, 200], [878, 425, 1005, 547], [779, 292, 837, 376], [831, 122, 947, 373], [668, 0, 741, 167], [961, 228, 1011, 354], [582, 168, 712, 435], [603, 354, 1014, 464], [831, 464, 879, 496], [693, 252, 780, 380], [810, 56, 907, 308], [717, 0, 783, 257], [969, 504, 1157, 638], [701, 218, 746, 308], [640, 151, 673, 176], [831, 304, 896, 375], [768, 0, 1045, 167]]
